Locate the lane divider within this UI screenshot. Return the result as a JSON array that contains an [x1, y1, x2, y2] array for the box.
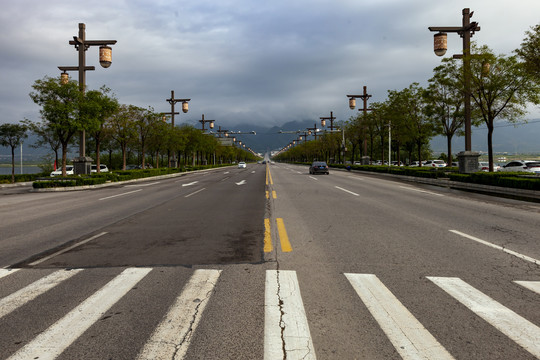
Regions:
[[263, 218, 292, 253]]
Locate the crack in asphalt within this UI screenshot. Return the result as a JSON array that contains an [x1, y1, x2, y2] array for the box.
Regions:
[[172, 278, 218, 359]]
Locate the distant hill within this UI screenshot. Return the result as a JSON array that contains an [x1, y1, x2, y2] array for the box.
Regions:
[[3, 119, 538, 162]]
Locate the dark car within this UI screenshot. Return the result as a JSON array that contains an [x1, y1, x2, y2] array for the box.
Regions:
[[309, 161, 329, 175]]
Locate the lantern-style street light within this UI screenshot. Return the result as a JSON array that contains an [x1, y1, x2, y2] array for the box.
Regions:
[[199, 114, 215, 131], [320, 111, 336, 131], [429, 8, 481, 173], [347, 86, 372, 164], [60, 23, 116, 174], [165, 90, 190, 167]]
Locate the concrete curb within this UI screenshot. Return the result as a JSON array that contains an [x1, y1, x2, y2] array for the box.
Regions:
[[342, 168, 540, 202]]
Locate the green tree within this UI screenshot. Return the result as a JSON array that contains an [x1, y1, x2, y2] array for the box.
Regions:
[[424, 58, 465, 166], [22, 119, 63, 168], [107, 104, 137, 170], [388, 83, 436, 165], [468, 44, 540, 171], [515, 23, 540, 80], [29, 76, 89, 176], [0, 123, 28, 183], [85, 87, 119, 172]]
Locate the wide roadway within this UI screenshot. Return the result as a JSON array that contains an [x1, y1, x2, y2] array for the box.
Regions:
[[0, 163, 539, 359]]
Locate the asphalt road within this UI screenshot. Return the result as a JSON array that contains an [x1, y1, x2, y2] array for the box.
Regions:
[[0, 163, 539, 359]]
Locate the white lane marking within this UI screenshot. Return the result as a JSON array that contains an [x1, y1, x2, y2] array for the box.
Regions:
[[0, 269, 83, 320], [236, 180, 247, 185], [223, 171, 230, 174], [399, 185, 444, 196], [182, 181, 199, 187], [185, 188, 206, 198], [449, 230, 540, 265], [8, 268, 152, 360], [251, 170, 256, 174], [29, 232, 108, 266], [347, 176, 364, 180], [346, 273, 454, 360], [428, 276, 540, 358], [335, 186, 359, 196], [125, 182, 161, 187], [265, 270, 315, 360], [514, 281, 540, 295], [308, 176, 318, 180], [137, 269, 222, 359], [99, 189, 142, 201], [0, 268, 19, 276]]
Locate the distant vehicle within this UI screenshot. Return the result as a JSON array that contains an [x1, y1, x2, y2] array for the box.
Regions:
[[409, 161, 420, 167], [422, 160, 447, 168], [353, 161, 362, 165], [125, 164, 138, 170], [91, 164, 109, 173], [309, 161, 329, 175], [447, 162, 459, 167], [478, 162, 500, 172], [50, 165, 74, 177], [499, 160, 540, 174], [238, 161, 247, 169]]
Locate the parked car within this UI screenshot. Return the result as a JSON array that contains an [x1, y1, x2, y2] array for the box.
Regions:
[[499, 160, 540, 174], [50, 165, 74, 177], [422, 160, 447, 168], [408, 161, 420, 167], [309, 161, 329, 175], [478, 161, 500, 172], [125, 164, 138, 170], [238, 161, 247, 169], [91, 164, 109, 173]]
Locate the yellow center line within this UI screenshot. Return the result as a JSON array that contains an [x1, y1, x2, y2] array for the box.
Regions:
[[272, 191, 277, 199], [264, 218, 273, 252], [266, 191, 269, 199], [267, 166, 274, 185], [276, 218, 292, 252]]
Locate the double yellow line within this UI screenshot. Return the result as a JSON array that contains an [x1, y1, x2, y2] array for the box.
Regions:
[[264, 164, 291, 253], [264, 218, 292, 253]]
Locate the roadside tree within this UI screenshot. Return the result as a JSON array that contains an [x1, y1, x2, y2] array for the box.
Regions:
[[424, 58, 465, 166], [468, 44, 540, 171], [29, 76, 92, 176], [0, 123, 28, 183], [85, 87, 119, 172]]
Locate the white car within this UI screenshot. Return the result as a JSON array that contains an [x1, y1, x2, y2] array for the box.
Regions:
[[499, 160, 540, 174], [91, 164, 109, 173], [422, 160, 447, 168], [478, 161, 500, 172], [238, 162, 247, 169], [50, 165, 74, 177]]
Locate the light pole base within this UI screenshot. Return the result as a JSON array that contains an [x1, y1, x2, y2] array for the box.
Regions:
[[361, 156, 370, 165], [457, 151, 480, 173], [74, 156, 93, 175]]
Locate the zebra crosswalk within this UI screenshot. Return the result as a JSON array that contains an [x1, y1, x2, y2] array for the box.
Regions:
[[0, 268, 539, 359]]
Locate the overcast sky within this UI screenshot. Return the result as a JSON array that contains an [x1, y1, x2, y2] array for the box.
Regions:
[[1, 0, 539, 138]]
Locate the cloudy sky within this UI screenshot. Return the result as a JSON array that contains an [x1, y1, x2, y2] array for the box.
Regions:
[[1, 0, 539, 139]]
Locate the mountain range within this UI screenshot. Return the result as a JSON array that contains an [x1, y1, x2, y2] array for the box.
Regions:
[[2, 119, 539, 162]]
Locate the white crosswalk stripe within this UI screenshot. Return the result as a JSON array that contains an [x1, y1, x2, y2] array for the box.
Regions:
[[345, 273, 454, 360], [265, 270, 315, 360], [428, 276, 540, 359], [0, 269, 82, 320], [7, 267, 152, 360], [137, 269, 222, 360], [0, 269, 539, 359]]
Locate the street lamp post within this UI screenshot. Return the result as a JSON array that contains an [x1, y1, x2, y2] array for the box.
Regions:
[[199, 114, 215, 132], [319, 111, 336, 131], [347, 86, 372, 165], [61, 23, 117, 174], [429, 8, 481, 173], [165, 90, 190, 167]]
